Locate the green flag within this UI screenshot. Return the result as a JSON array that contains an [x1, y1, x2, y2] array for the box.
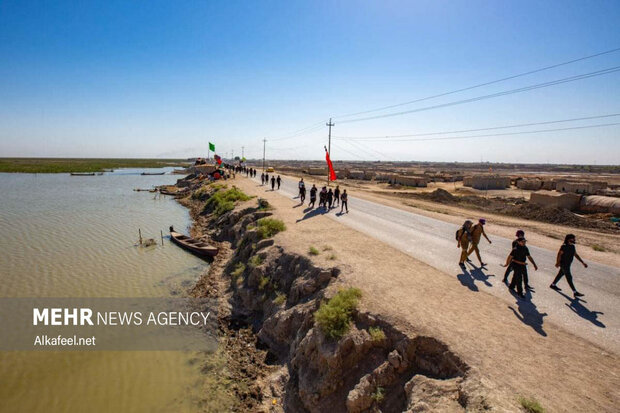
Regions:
[[209, 142, 215, 151]]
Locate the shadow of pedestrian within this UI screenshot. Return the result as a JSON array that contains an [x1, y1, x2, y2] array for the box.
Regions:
[[468, 265, 494, 287], [456, 267, 478, 292], [509, 297, 547, 337], [296, 207, 325, 223], [555, 291, 606, 328]]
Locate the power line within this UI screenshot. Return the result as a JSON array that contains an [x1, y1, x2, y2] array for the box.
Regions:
[[269, 122, 325, 141], [333, 47, 620, 120], [331, 142, 367, 160], [343, 138, 396, 161], [338, 122, 620, 143], [337, 66, 620, 124], [333, 113, 620, 140]]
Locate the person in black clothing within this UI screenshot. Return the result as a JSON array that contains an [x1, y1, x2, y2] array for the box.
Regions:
[[271, 176, 275, 190], [327, 188, 333, 209], [276, 175, 281, 190], [503, 230, 526, 284], [260, 173, 265, 185], [309, 184, 317, 208], [300, 185, 306, 204], [265, 173, 269, 184], [334, 185, 340, 207], [319, 186, 327, 208], [550, 234, 587, 298], [502, 237, 538, 299], [340, 189, 348, 213]]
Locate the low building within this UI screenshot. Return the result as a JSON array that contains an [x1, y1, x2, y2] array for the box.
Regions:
[[307, 167, 327, 176], [541, 179, 556, 190], [465, 175, 510, 190], [556, 180, 608, 195], [530, 191, 581, 211], [516, 178, 543, 190], [389, 174, 428, 187]]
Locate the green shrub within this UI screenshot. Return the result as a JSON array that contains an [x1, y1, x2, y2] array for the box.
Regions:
[[315, 288, 362, 340], [368, 326, 386, 342], [258, 275, 270, 291], [308, 246, 320, 256], [327, 254, 337, 261], [273, 292, 286, 305], [203, 187, 252, 216], [518, 396, 545, 413], [322, 245, 333, 251], [249, 255, 263, 267], [256, 218, 286, 239], [371, 387, 385, 403], [592, 244, 605, 252], [231, 263, 246, 278]]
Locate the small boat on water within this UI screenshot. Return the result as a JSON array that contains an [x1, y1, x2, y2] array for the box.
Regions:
[[141, 172, 166, 175], [70, 172, 96, 176], [169, 227, 218, 257]]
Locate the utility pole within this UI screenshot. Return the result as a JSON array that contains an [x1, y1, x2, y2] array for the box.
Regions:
[[262, 138, 267, 172], [241, 146, 244, 159], [326, 118, 335, 185], [232, 149, 234, 161]]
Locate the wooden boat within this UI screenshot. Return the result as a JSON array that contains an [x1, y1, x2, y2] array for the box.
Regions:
[[169, 229, 218, 257], [141, 172, 166, 175], [70, 172, 95, 176]]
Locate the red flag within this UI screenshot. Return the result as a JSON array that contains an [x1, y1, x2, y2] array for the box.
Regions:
[[325, 146, 337, 181]]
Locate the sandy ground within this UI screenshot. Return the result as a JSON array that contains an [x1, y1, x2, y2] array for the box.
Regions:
[[231, 175, 619, 412]]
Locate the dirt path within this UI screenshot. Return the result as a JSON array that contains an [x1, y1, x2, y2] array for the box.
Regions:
[[231, 175, 620, 412]]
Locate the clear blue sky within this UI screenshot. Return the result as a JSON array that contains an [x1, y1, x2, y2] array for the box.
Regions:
[[1, 0, 619, 163]]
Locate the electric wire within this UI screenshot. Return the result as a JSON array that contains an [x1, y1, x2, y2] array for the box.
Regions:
[[337, 66, 620, 124]]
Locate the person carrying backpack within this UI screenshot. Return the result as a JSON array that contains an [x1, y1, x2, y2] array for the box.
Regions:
[[502, 237, 538, 299], [456, 220, 473, 267]]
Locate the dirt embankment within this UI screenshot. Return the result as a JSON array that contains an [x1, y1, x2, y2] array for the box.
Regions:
[[395, 188, 619, 233], [174, 179, 516, 412]]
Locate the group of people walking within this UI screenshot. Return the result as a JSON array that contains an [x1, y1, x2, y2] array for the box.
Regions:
[[457, 220, 588, 300], [260, 172, 281, 191], [298, 178, 348, 213]]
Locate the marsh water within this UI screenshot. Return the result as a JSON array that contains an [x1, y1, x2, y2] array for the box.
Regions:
[[0, 170, 211, 412]]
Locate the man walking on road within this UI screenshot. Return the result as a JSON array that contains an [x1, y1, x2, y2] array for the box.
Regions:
[[270, 176, 275, 190], [503, 230, 525, 283], [327, 188, 334, 209], [340, 190, 348, 213], [550, 234, 587, 298], [276, 175, 281, 190], [456, 220, 473, 267], [300, 184, 306, 204], [334, 185, 340, 207], [298, 178, 305, 197], [309, 184, 317, 208], [467, 218, 492, 267], [503, 237, 538, 299]]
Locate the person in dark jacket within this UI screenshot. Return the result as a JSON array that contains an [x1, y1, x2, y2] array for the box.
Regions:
[[271, 176, 275, 190], [260, 173, 265, 185], [327, 188, 334, 209], [300, 185, 306, 204], [276, 175, 281, 190], [502, 237, 538, 299], [340, 189, 348, 213], [309, 184, 317, 208], [503, 230, 525, 283], [334, 185, 341, 207], [550, 234, 587, 298]]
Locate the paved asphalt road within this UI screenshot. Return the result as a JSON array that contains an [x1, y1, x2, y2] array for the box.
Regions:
[[251, 174, 619, 353]]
